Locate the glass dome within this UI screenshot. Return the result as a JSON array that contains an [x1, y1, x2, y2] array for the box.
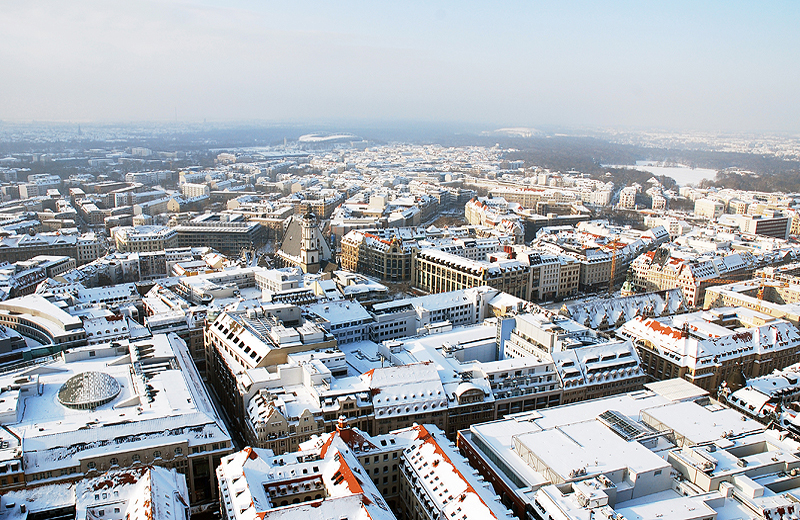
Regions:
[[57, 371, 121, 410]]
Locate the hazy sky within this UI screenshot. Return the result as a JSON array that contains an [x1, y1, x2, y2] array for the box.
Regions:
[[2, 1, 798, 133]]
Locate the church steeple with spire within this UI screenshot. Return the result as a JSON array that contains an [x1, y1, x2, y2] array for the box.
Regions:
[[275, 212, 334, 274]]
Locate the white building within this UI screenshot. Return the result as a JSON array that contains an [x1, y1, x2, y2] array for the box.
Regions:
[[0, 333, 233, 504], [216, 434, 397, 520], [651, 193, 667, 211], [305, 300, 374, 345], [695, 198, 725, 219], [181, 182, 210, 199], [113, 225, 178, 253], [618, 186, 637, 209], [398, 424, 514, 520], [617, 307, 800, 392], [0, 466, 189, 520], [459, 378, 800, 520]]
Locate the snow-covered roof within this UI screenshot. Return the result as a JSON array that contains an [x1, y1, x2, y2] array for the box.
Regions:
[[617, 308, 800, 371], [416, 248, 527, 276], [399, 424, 513, 520], [0, 334, 230, 481], [515, 417, 669, 481], [563, 289, 688, 330], [217, 436, 396, 520], [75, 466, 189, 520], [306, 300, 372, 326], [362, 363, 447, 418]]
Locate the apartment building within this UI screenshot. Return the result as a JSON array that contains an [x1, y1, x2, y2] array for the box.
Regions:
[[629, 247, 757, 307], [305, 300, 374, 345], [513, 249, 580, 301], [340, 228, 505, 283], [180, 182, 210, 199], [501, 313, 645, 404], [210, 308, 646, 457], [216, 429, 398, 520], [695, 197, 725, 219], [617, 307, 800, 392], [205, 305, 336, 435], [720, 361, 800, 435], [464, 197, 524, 243], [0, 465, 190, 519], [397, 424, 513, 520], [242, 350, 374, 453], [369, 299, 418, 342], [739, 213, 792, 240], [618, 186, 637, 209], [297, 191, 345, 219]]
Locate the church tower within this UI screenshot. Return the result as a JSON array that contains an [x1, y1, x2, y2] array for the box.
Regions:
[[300, 212, 320, 273]]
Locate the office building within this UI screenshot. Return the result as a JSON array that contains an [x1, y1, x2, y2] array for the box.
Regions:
[[413, 249, 530, 299]]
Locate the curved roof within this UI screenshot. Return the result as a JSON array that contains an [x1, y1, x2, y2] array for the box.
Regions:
[[57, 371, 121, 409], [455, 381, 483, 398]]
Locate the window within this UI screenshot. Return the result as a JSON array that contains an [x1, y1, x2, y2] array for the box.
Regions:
[[109, 458, 118, 466], [174, 447, 183, 456], [88, 462, 96, 470], [153, 451, 161, 459]]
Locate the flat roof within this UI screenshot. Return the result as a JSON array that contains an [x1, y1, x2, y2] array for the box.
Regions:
[[515, 419, 669, 480], [642, 400, 763, 445], [644, 378, 709, 402], [0, 334, 229, 476]]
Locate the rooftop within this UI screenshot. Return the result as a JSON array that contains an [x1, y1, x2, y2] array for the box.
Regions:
[[0, 334, 230, 478]]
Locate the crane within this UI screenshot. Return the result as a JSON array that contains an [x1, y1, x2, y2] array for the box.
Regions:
[[608, 244, 617, 295]]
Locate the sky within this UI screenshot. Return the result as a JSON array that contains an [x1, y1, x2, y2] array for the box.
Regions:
[[1, 1, 799, 133]]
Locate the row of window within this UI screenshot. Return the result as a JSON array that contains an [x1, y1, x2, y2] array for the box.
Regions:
[[87, 447, 184, 471]]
